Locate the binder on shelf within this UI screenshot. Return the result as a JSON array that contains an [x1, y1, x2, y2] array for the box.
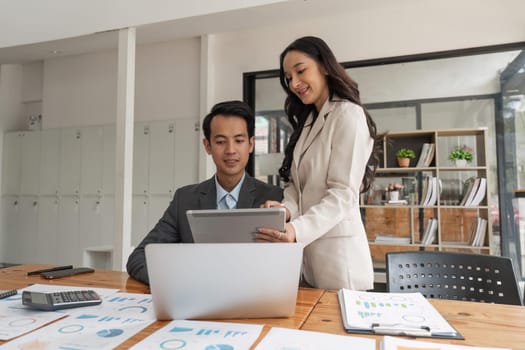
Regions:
[[337, 289, 464, 339]]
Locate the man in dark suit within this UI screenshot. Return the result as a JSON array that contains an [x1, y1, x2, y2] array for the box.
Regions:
[[126, 100, 283, 284]]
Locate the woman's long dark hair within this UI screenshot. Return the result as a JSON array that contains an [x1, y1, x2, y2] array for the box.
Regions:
[[278, 36, 382, 193]]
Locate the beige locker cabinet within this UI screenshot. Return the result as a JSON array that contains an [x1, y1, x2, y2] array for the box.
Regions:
[[39, 129, 61, 196], [2, 132, 21, 195], [133, 122, 149, 195], [148, 121, 175, 195], [59, 128, 82, 196], [80, 127, 104, 195]]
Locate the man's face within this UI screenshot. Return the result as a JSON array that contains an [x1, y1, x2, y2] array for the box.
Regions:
[[203, 114, 254, 185]]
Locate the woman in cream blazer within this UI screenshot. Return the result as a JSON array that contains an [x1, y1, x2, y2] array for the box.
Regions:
[[258, 36, 382, 291]]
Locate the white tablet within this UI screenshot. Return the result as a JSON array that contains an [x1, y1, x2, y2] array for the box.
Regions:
[[186, 207, 286, 243]]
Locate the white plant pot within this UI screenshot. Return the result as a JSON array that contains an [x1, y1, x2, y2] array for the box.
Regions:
[[389, 191, 399, 201], [454, 159, 467, 167]]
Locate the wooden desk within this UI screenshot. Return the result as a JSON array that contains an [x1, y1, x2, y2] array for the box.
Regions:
[[0, 264, 324, 349], [301, 290, 525, 350]]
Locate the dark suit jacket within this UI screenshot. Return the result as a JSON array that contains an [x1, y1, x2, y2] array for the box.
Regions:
[[126, 174, 283, 284]]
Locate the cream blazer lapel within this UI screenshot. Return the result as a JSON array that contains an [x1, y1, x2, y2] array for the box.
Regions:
[[292, 100, 333, 192]]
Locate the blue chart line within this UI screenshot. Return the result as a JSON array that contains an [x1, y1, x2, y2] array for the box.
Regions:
[[108, 297, 136, 303], [137, 298, 152, 304], [356, 300, 408, 309], [99, 316, 120, 322], [169, 327, 194, 333], [358, 311, 382, 319], [197, 329, 221, 336], [122, 318, 144, 324], [205, 345, 234, 350], [76, 314, 98, 319], [224, 330, 248, 338]]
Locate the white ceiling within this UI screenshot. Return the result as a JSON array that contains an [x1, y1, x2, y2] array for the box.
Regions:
[[0, 0, 363, 64]]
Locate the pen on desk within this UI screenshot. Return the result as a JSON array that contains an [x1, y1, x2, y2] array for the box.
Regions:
[[27, 265, 73, 276]]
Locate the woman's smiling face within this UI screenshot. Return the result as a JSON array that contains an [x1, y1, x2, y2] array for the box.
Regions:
[[283, 50, 329, 112]]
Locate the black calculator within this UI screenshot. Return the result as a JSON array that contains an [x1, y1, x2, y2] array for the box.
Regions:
[[22, 290, 102, 311]]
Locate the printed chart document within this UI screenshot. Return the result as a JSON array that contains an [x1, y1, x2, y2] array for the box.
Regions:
[[381, 335, 510, 350], [0, 284, 119, 340], [0, 290, 157, 349], [338, 289, 463, 339], [0, 310, 154, 350], [129, 320, 263, 350], [255, 327, 375, 350]]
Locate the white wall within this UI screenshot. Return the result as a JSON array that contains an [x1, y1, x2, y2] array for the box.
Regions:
[[135, 38, 200, 122], [42, 50, 118, 128], [211, 0, 525, 102], [41, 38, 201, 129], [0, 64, 25, 131]]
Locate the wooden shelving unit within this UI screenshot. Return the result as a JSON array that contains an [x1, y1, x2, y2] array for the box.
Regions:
[[362, 128, 492, 267]]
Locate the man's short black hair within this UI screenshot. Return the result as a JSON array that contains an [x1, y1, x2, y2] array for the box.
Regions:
[[202, 100, 255, 141]]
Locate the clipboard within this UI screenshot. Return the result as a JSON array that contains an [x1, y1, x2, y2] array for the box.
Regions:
[[337, 289, 464, 340]]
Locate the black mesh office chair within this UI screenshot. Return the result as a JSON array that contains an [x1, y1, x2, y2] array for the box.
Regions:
[[386, 251, 523, 305]]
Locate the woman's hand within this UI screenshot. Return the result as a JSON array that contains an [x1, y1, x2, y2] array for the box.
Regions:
[[260, 200, 291, 221], [256, 223, 296, 243]]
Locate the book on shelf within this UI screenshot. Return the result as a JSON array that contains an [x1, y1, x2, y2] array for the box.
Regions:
[[420, 176, 439, 206], [424, 143, 435, 167], [375, 233, 411, 244], [471, 217, 488, 246], [420, 176, 433, 206], [426, 177, 439, 206], [421, 218, 438, 245], [416, 143, 430, 167], [468, 177, 487, 206], [381, 335, 510, 350], [460, 177, 480, 206], [416, 143, 435, 168], [337, 289, 463, 339]]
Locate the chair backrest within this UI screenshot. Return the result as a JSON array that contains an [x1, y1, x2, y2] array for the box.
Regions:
[[386, 251, 523, 305]]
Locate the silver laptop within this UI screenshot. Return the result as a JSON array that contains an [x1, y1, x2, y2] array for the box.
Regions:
[[186, 207, 286, 243], [145, 243, 303, 320]]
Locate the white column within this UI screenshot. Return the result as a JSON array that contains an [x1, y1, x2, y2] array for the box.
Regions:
[[113, 27, 135, 271], [199, 34, 215, 181]]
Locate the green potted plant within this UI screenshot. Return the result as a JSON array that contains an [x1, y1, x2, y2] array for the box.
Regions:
[[448, 146, 473, 167], [396, 148, 415, 167]]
